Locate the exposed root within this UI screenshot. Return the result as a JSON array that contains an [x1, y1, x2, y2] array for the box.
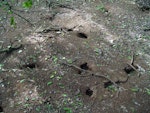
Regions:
[[38, 26, 77, 33], [12, 11, 34, 27], [46, 1, 74, 10], [128, 52, 140, 76], [0, 44, 22, 54], [127, 63, 140, 76], [2, 2, 33, 26], [61, 62, 127, 97]]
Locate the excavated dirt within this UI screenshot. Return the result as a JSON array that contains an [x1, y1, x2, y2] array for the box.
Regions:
[[0, 0, 150, 113]]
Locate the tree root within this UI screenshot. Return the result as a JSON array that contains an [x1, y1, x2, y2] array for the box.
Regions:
[[0, 43, 22, 54], [61, 62, 127, 97], [128, 52, 140, 76], [38, 26, 76, 33], [12, 11, 34, 27]]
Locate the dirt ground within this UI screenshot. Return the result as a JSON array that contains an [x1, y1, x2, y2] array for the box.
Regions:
[[0, 0, 150, 113]]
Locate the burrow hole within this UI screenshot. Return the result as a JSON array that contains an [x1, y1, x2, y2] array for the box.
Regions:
[[78, 62, 89, 74], [0, 106, 3, 112], [21, 62, 39, 69], [76, 32, 88, 39], [124, 64, 138, 74], [85, 88, 93, 97], [141, 7, 150, 11], [44, 96, 52, 105]]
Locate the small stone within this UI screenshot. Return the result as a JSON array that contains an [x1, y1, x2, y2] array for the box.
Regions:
[[29, 91, 32, 94]]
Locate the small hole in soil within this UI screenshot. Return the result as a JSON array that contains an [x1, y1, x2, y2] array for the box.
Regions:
[[124, 64, 138, 74], [80, 62, 89, 70], [78, 62, 89, 74], [104, 81, 113, 88], [141, 7, 150, 11], [0, 106, 3, 112], [44, 97, 52, 105], [85, 88, 93, 97], [67, 28, 73, 31], [48, 36, 53, 38], [76, 32, 88, 39], [21, 63, 39, 69], [143, 28, 150, 32]]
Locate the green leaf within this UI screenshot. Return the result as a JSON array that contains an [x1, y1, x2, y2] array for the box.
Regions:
[[0, 64, 4, 72], [36, 106, 41, 112], [142, 36, 150, 40], [50, 71, 57, 79], [0, 2, 2, 7], [50, 74, 55, 79], [131, 88, 139, 92], [107, 85, 117, 92], [67, 59, 73, 64], [63, 107, 72, 113], [10, 16, 16, 26], [0, 64, 4, 70], [23, 103, 30, 107], [145, 88, 150, 95], [8, 10, 13, 14], [20, 79, 26, 83], [47, 81, 53, 86], [23, 0, 33, 8], [62, 94, 67, 97], [96, 4, 107, 13], [52, 56, 58, 63]]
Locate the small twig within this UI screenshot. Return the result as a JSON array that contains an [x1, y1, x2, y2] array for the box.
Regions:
[[3, 1, 34, 26], [12, 7, 45, 13], [130, 51, 134, 65], [57, 4, 74, 10], [127, 63, 140, 76], [12, 11, 34, 26], [0, 44, 22, 54], [128, 52, 140, 76], [46, 1, 74, 10], [61, 62, 126, 93], [38, 26, 76, 33], [40, 27, 61, 33]]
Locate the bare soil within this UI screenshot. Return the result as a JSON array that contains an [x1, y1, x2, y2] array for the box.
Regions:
[[0, 0, 150, 113]]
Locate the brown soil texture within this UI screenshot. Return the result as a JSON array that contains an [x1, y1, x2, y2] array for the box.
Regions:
[[0, 0, 150, 113]]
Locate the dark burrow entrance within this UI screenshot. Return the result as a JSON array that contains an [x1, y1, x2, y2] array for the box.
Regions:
[[20, 62, 39, 69], [124, 64, 138, 74], [76, 32, 88, 39], [85, 88, 93, 97], [0, 106, 3, 112], [78, 62, 89, 74]]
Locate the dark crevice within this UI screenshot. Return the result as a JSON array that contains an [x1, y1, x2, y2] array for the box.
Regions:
[[104, 81, 113, 88], [67, 28, 73, 31], [44, 97, 52, 105], [21, 63, 39, 69], [0, 106, 3, 112], [124, 64, 138, 74], [104, 79, 128, 88], [85, 88, 93, 97], [76, 32, 88, 39], [80, 62, 89, 70], [141, 7, 150, 11], [78, 62, 89, 74], [143, 28, 150, 31]]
